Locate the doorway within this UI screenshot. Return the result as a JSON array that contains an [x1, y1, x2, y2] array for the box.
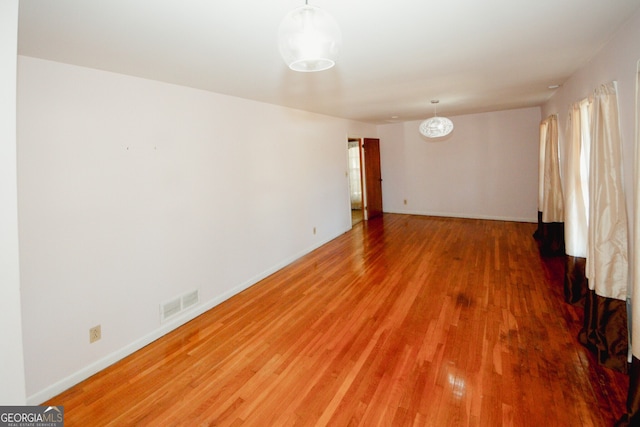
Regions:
[[347, 137, 383, 225]]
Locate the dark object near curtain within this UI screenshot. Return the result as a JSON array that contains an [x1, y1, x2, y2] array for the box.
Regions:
[[564, 255, 587, 305], [533, 211, 543, 240], [579, 289, 628, 374], [615, 356, 640, 426], [534, 211, 565, 257]]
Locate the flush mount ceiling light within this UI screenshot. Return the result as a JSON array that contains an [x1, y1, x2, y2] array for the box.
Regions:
[[419, 100, 454, 138], [278, 0, 342, 72]]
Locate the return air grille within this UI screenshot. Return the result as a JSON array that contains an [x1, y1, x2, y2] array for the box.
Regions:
[[182, 290, 199, 310], [160, 289, 200, 323]]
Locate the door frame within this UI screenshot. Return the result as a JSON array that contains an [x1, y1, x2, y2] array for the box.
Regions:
[[347, 137, 365, 222]]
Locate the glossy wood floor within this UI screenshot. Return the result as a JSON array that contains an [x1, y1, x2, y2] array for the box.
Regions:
[[46, 214, 629, 426]]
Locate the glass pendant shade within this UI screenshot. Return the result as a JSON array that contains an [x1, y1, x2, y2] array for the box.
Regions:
[[278, 4, 342, 72], [419, 116, 454, 138], [419, 100, 454, 138]]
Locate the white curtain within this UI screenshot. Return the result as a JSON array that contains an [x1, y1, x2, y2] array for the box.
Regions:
[[586, 82, 629, 301], [626, 64, 640, 423], [541, 115, 564, 223], [538, 120, 547, 213], [633, 65, 640, 355], [565, 99, 591, 258]]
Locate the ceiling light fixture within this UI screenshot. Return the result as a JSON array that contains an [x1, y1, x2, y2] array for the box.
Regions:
[[419, 100, 454, 138], [278, 0, 342, 72]]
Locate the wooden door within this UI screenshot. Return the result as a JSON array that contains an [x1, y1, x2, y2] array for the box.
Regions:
[[363, 138, 383, 220]]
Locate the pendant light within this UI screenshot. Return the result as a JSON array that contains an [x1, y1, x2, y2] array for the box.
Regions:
[[419, 100, 454, 138], [278, 1, 342, 72]]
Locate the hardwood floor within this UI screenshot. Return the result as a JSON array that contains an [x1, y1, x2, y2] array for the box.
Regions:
[[45, 214, 629, 426], [351, 208, 363, 225]]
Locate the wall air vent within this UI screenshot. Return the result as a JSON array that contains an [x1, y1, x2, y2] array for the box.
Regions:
[[160, 289, 200, 323], [160, 298, 182, 322], [182, 290, 199, 310]]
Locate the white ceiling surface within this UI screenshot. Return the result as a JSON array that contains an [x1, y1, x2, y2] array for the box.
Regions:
[[17, 0, 640, 124]]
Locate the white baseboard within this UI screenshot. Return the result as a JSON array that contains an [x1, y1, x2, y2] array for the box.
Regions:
[[383, 209, 537, 223]]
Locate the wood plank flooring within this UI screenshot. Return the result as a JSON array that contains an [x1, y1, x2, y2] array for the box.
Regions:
[[45, 214, 629, 426]]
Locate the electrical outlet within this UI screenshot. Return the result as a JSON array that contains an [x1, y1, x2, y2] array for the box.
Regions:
[[89, 325, 101, 343], [313, 227, 317, 235], [404, 199, 408, 205]]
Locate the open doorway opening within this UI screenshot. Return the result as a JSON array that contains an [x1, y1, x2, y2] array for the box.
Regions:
[[348, 138, 364, 225]]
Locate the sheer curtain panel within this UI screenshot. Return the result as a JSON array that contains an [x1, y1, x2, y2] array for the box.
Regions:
[[564, 100, 590, 304]]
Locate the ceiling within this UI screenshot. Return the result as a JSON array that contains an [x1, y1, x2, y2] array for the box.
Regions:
[[17, 0, 640, 124]]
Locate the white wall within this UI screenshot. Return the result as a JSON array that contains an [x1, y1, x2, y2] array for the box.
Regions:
[[17, 56, 376, 403], [0, 0, 27, 405], [540, 10, 640, 355], [378, 107, 541, 222]]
